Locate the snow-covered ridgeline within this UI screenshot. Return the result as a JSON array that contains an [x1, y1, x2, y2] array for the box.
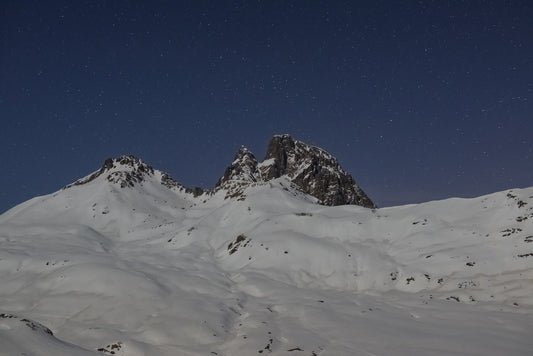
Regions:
[[0, 150, 532, 355]]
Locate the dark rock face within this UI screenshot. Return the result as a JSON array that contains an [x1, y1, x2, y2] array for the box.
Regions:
[[262, 135, 375, 208], [216, 147, 259, 187], [216, 135, 376, 208], [215, 147, 259, 200], [261, 135, 296, 180]]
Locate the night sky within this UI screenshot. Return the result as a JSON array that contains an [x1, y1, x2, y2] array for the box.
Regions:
[[1, 1, 532, 212]]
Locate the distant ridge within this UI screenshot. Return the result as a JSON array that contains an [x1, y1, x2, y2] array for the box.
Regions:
[[68, 135, 375, 208]]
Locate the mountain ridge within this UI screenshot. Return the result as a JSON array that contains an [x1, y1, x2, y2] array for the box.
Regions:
[[66, 134, 375, 208], [1, 178, 532, 355], [1, 137, 532, 355]]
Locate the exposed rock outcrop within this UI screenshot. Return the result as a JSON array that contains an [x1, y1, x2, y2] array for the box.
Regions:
[[66, 135, 375, 208], [216, 135, 376, 208], [66, 155, 184, 191], [216, 146, 259, 186], [67, 155, 155, 188]]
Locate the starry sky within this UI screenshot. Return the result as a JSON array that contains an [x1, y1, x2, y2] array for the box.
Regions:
[[1, 1, 532, 212]]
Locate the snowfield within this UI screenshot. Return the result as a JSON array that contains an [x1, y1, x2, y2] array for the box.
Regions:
[[1, 158, 532, 355]]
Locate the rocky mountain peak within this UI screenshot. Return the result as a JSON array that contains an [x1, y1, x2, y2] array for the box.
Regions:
[[67, 155, 156, 189], [216, 146, 259, 187], [214, 146, 260, 200], [217, 135, 376, 208], [263, 135, 375, 208]]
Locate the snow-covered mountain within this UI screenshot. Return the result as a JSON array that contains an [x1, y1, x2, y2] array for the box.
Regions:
[[1, 139, 532, 355]]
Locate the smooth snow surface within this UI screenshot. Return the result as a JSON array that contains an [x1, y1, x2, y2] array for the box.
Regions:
[[1, 166, 532, 355]]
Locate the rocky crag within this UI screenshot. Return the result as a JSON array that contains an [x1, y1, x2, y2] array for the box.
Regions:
[[216, 134, 376, 208]]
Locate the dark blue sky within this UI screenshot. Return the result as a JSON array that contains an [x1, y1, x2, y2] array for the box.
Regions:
[[1, 1, 532, 212]]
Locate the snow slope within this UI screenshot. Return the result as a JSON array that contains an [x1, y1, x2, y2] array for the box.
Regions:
[[0, 157, 532, 355]]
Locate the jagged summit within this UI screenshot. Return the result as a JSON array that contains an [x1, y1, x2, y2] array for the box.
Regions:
[[263, 135, 375, 207], [67, 155, 154, 188], [216, 135, 376, 208], [66, 155, 185, 191], [216, 146, 259, 186]]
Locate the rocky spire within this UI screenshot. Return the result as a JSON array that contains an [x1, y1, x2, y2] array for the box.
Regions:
[[214, 146, 260, 200], [217, 135, 376, 208], [216, 146, 259, 187]]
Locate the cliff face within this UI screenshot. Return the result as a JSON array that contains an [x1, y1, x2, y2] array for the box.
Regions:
[[216, 134, 376, 208]]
